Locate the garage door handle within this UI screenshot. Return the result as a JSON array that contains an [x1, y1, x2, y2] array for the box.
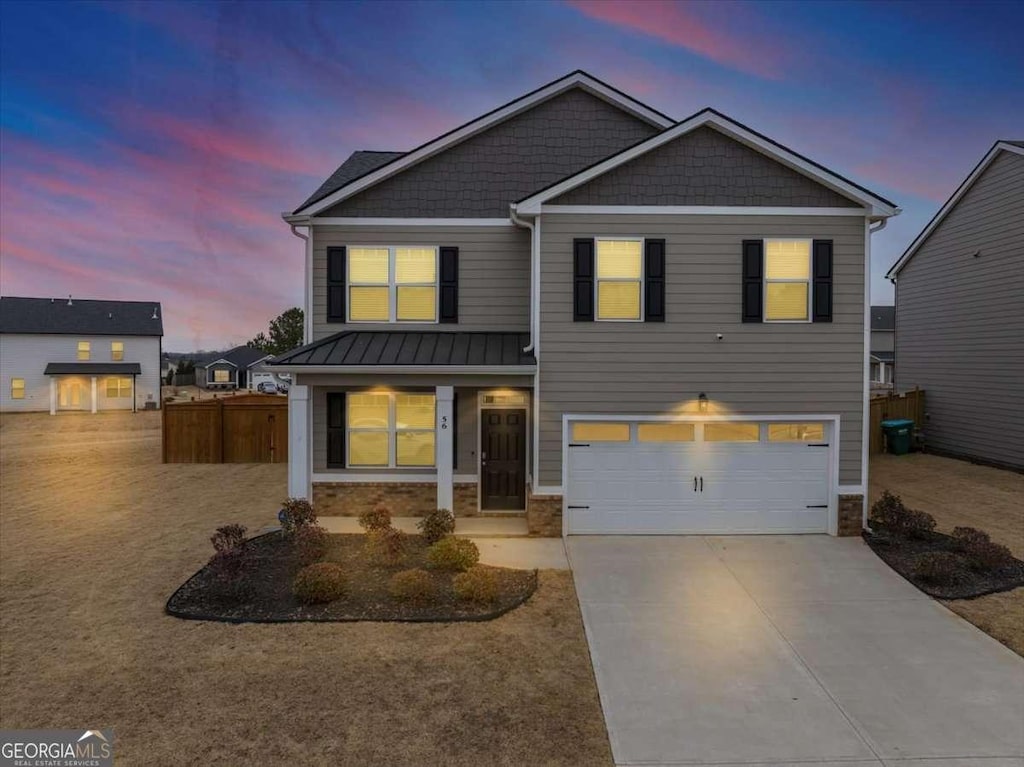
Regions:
[[693, 476, 698, 492], [700, 476, 703, 492], [567, 505, 590, 510], [806, 504, 828, 508], [569, 443, 590, 448], [807, 443, 830, 447]]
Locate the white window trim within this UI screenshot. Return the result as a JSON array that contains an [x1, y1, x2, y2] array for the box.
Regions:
[[762, 237, 813, 324], [105, 377, 132, 398], [10, 378, 25, 399], [77, 341, 91, 361], [594, 236, 645, 322], [346, 392, 437, 469], [347, 245, 439, 324], [212, 369, 232, 383], [111, 341, 124, 361]]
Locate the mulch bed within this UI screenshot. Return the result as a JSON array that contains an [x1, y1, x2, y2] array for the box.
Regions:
[[167, 532, 537, 623], [864, 526, 1024, 600]]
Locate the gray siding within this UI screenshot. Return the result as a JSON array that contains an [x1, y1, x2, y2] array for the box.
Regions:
[[551, 127, 860, 208], [311, 225, 530, 341], [198, 362, 238, 388], [895, 149, 1024, 469], [320, 88, 659, 218], [538, 213, 867, 486], [0, 333, 162, 412], [871, 330, 894, 354]]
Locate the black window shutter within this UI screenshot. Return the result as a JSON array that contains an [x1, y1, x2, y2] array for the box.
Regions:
[[439, 246, 459, 323], [326, 393, 346, 468], [742, 240, 764, 323], [573, 238, 595, 321], [327, 247, 346, 323], [644, 239, 666, 322], [812, 240, 833, 323]]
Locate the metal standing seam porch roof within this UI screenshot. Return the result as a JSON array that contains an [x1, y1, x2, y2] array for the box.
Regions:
[[270, 331, 536, 367], [43, 363, 142, 375]]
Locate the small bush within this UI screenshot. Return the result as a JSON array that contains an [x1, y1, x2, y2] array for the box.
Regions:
[[964, 540, 1015, 571], [359, 503, 392, 534], [418, 508, 455, 544], [870, 491, 935, 539], [952, 526, 991, 549], [426, 536, 479, 572], [870, 490, 907, 527], [452, 566, 499, 603], [363, 527, 408, 567], [294, 524, 329, 566], [388, 569, 436, 603], [279, 498, 317, 535], [913, 552, 965, 585], [210, 524, 247, 554], [293, 562, 347, 604]]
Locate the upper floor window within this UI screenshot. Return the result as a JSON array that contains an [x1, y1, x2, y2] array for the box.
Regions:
[[349, 247, 438, 323], [596, 239, 643, 321], [764, 240, 811, 322], [111, 341, 124, 361], [10, 378, 25, 399], [77, 341, 91, 360]]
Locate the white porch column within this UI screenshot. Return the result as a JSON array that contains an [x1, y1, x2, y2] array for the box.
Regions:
[[879, 361, 887, 384], [288, 384, 311, 499], [49, 378, 57, 415], [90, 376, 97, 414], [435, 385, 454, 514]]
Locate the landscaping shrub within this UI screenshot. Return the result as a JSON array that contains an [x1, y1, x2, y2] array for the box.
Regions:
[[293, 524, 329, 566], [870, 490, 935, 539], [279, 497, 317, 535], [388, 569, 436, 603], [292, 562, 347, 604], [963, 540, 1015, 571], [363, 526, 408, 567], [418, 508, 455, 544], [452, 566, 499, 603], [358, 503, 392, 534], [913, 552, 965, 585], [426, 536, 479, 572], [210, 524, 247, 554], [952, 526, 991, 549]]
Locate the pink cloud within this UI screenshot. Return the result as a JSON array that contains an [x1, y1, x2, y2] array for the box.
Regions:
[[565, 0, 788, 79]]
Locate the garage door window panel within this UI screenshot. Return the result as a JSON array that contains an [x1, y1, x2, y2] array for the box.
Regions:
[[704, 422, 760, 442], [638, 423, 695, 442], [572, 422, 631, 442], [768, 423, 825, 442]]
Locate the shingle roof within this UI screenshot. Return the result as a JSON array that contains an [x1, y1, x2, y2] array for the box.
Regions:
[[871, 305, 895, 331], [271, 331, 536, 367], [0, 296, 163, 336], [1005, 140, 1024, 148], [44, 362, 142, 375], [203, 345, 272, 368], [295, 150, 405, 213], [870, 352, 895, 364]]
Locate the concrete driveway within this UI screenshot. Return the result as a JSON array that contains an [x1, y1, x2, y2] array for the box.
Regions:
[[569, 535, 1024, 767]]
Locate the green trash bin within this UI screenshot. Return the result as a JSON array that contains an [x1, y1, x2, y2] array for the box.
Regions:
[[880, 418, 914, 455]]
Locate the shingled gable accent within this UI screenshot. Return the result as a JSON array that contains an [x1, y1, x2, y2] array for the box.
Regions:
[[290, 71, 673, 218], [516, 108, 899, 217]]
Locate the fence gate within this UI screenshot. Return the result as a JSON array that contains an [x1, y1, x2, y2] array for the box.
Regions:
[[163, 394, 288, 463]]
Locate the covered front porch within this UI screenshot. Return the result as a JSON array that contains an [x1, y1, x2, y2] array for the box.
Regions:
[[42, 362, 141, 414]]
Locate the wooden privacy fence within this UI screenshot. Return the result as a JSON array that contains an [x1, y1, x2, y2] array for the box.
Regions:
[[163, 394, 288, 463], [869, 388, 925, 454]]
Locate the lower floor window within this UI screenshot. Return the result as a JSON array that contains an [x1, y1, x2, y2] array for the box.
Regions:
[[347, 392, 435, 467], [213, 369, 232, 383], [105, 377, 132, 398], [10, 378, 25, 399]]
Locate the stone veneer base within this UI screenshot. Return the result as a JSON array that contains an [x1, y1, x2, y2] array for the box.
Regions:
[[312, 481, 482, 518], [838, 494, 864, 537]]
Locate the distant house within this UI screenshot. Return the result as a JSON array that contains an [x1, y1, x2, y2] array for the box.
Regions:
[[0, 296, 163, 414], [887, 140, 1023, 470], [195, 345, 272, 390], [869, 305, 895, 386]]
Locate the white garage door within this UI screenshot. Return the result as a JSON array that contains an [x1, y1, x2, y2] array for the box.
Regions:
[[566, 419, 831, 534]]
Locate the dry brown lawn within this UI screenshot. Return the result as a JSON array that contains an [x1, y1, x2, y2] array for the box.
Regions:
[[0, 412, 611, 766], [871, 452, 1024, 656]]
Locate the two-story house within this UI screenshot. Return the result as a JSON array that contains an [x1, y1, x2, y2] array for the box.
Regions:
[[0, 296, 163, 414], [270, 71, 899, 537]]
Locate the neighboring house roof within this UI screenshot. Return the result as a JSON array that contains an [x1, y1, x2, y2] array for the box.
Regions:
[[271, 331, 535, 368], [289, 70, 674, 217], [0, 296, 163, 336], [515, 107, 899, 217], [887, 140, 1024, 277], [44, 362, 142, 375], [870, 352, 895, 364], [295, 151, 405, 213], [870, 306, 895, 331], [202, 345, 271, 369]]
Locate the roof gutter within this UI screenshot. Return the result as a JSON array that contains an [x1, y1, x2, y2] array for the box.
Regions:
[[509, 205, 538, 354], [264, 364, 537, 375]]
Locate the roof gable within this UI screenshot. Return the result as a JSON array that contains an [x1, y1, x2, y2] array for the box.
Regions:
[[887, 141, 1024, 277], [0, 296, 163, 336], [290, 70, 673, 218], [296, 151, 404, 213], [517, 108, 898, 216], [549, 125, 860, 208]]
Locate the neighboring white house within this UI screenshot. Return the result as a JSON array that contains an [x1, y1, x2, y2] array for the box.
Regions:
[[0, 296, 164, 414]]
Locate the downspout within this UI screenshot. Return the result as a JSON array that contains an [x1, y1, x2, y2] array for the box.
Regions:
[[288, 223, 312, 344], [510, 204, 541, 492], [509, 205, 537, 353]]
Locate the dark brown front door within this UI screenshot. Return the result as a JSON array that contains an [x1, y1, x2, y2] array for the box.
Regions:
[[481, 408, 526, 510]]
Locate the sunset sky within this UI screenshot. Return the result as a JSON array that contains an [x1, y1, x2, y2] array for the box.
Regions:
[[2, 0, 1021, 350]]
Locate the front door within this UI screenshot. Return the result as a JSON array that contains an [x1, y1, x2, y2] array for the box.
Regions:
[[480, 408, 527, 511]]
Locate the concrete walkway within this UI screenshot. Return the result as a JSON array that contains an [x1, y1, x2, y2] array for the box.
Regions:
[[569, 535, 1024, 767]]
